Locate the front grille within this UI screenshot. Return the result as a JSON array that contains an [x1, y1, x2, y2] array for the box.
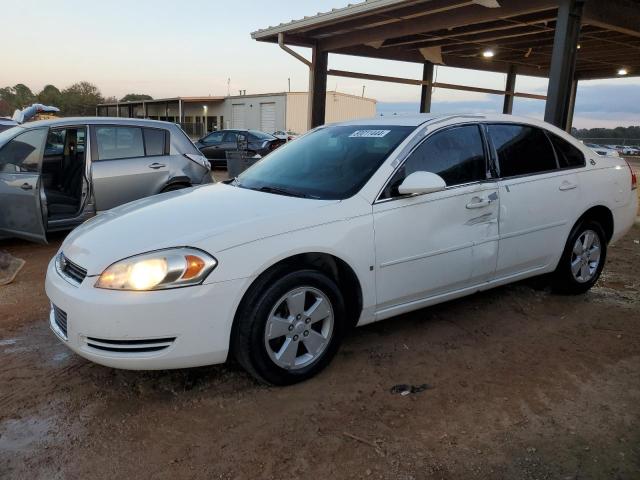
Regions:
[[57, 253, 87, 285], [86, 336, 176, 354], [52, 304, 68, 339]]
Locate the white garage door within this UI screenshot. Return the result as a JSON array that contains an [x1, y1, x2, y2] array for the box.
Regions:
[[260, 103, 276, 133], [231, 104, 245, 129]]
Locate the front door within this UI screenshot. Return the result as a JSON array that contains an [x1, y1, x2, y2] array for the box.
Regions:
[[0, 128, 48, 243], [90, 125, 170, 211], [199, 131, 225, 160], [373, 124, 499, 318]]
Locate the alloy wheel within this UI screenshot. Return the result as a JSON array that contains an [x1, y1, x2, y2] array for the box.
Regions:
[[264, 286, 334, 370]]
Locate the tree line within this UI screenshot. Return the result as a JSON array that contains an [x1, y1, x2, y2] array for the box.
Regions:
[[572, 126, 640, 141], [0, 82, 152, 118]]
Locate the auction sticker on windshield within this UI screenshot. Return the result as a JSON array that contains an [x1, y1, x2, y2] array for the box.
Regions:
[[349, 130, 391, 138]]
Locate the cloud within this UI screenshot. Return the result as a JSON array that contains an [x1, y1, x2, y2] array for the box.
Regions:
[[377, 83, 640, 129]]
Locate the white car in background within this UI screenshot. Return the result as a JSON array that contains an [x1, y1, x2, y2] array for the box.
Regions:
[[585, 143, 620, 157], [621, 146, 639, 156], [46, 114, 638, 385]]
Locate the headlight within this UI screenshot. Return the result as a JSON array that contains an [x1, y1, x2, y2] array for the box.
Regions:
[[95, 248, 217, 291]]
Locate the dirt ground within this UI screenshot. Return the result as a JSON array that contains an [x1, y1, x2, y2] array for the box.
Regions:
[[1, 172, 639, 479]]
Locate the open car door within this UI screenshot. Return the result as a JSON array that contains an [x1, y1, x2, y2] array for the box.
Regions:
[[0, 127, 48, 243]]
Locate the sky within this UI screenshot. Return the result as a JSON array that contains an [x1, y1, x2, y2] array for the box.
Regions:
[[2, 0, 639, 129]]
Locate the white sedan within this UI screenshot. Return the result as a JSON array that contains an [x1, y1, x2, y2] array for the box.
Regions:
[[45, 114, 638, 385]]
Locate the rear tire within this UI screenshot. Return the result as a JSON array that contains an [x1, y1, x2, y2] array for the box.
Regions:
[[552, 219, 607, 295], [232, 269, 346, 385]]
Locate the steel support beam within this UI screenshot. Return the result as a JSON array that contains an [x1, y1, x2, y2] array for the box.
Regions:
[[309, 46, 328, 129], [544, 0, 584, 128], [503, 65, 517, 114], [420, 62, 434, 113], [564, 79, 578, 132], [327, 68, 547, 100]]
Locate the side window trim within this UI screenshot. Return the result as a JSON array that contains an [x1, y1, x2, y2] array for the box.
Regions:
[[485, 122, 561, 180], [542, 129, 561, 170], [375, 122, 491, 203]]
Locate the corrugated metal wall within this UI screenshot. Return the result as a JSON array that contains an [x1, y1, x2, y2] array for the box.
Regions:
[[286, 92, 377, 134]]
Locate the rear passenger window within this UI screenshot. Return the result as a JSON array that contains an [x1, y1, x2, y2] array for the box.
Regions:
[[96, 127, 144, 160], [549, 134, 585, 169], [382, 125, 486, 198], [144, 128, 166, 156], [488, 124, 557, 177]]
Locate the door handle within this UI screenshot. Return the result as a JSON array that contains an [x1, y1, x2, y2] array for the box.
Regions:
[[20, 183, 33, 190], [559, 182, 577, 191], [466, 197, 491, 209], [148, 163, 166, 169]]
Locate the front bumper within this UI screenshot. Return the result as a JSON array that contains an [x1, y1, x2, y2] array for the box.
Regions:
[[45, 257, 247, 370]]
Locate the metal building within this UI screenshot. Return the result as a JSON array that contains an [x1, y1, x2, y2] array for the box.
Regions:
[[252, 0, 640, 132], [97, 91, 376, 138]]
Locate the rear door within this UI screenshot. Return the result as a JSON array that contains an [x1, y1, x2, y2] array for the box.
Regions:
[[0, 128, 48, 243], [219, 131, 239, 156], [487, 123, 581, 279], [90, 125, 170, 211]]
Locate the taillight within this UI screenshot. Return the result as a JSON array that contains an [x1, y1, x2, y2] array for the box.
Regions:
[[626, 160, 637, 190]]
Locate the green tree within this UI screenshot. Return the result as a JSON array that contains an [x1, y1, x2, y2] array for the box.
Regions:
[[0, 84, 36, 113], [61, 81, 104, 116], [12, 84, 36, 108], [37, 84, 63, 108], [120, 93, 153, 102], [0, 98, 11, 117]]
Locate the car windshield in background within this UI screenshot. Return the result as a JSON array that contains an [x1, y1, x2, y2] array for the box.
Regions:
[[249, 130, 276, 140], [236, 125, 414, 200]]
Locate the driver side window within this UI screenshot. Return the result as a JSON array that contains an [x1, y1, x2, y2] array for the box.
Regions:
[[0, 129, 47, 174], [381, 124, 487, 199]]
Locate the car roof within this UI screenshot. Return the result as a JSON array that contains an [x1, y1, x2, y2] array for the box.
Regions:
[[335, 113, 556, 128], [17, 117, 177, 129]]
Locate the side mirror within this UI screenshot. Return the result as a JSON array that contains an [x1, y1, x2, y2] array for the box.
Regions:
[[398, 171, 446, 195], [237, 133, 248, 151]]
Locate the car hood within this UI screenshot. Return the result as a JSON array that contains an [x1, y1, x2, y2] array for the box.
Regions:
[[61, 183, 340, 275]]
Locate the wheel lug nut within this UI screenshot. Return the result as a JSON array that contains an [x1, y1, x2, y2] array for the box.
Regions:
[[296, 314, 301, 320], [288, 325, 294, 331], [305, 318, 311, 324], [293, 335, 299, 341], [303, 331, 309, 337]]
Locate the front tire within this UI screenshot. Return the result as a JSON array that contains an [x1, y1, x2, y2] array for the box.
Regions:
[[552, 220, 607, 294], [233, 269, 346, 385]]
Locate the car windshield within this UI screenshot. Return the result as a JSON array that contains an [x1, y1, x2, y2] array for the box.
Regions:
[[236, 124, 414, 200], [249, 130, 275, 140]]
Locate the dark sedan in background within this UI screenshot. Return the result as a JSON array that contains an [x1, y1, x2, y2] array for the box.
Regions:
[[195, 129, 285, 167]]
